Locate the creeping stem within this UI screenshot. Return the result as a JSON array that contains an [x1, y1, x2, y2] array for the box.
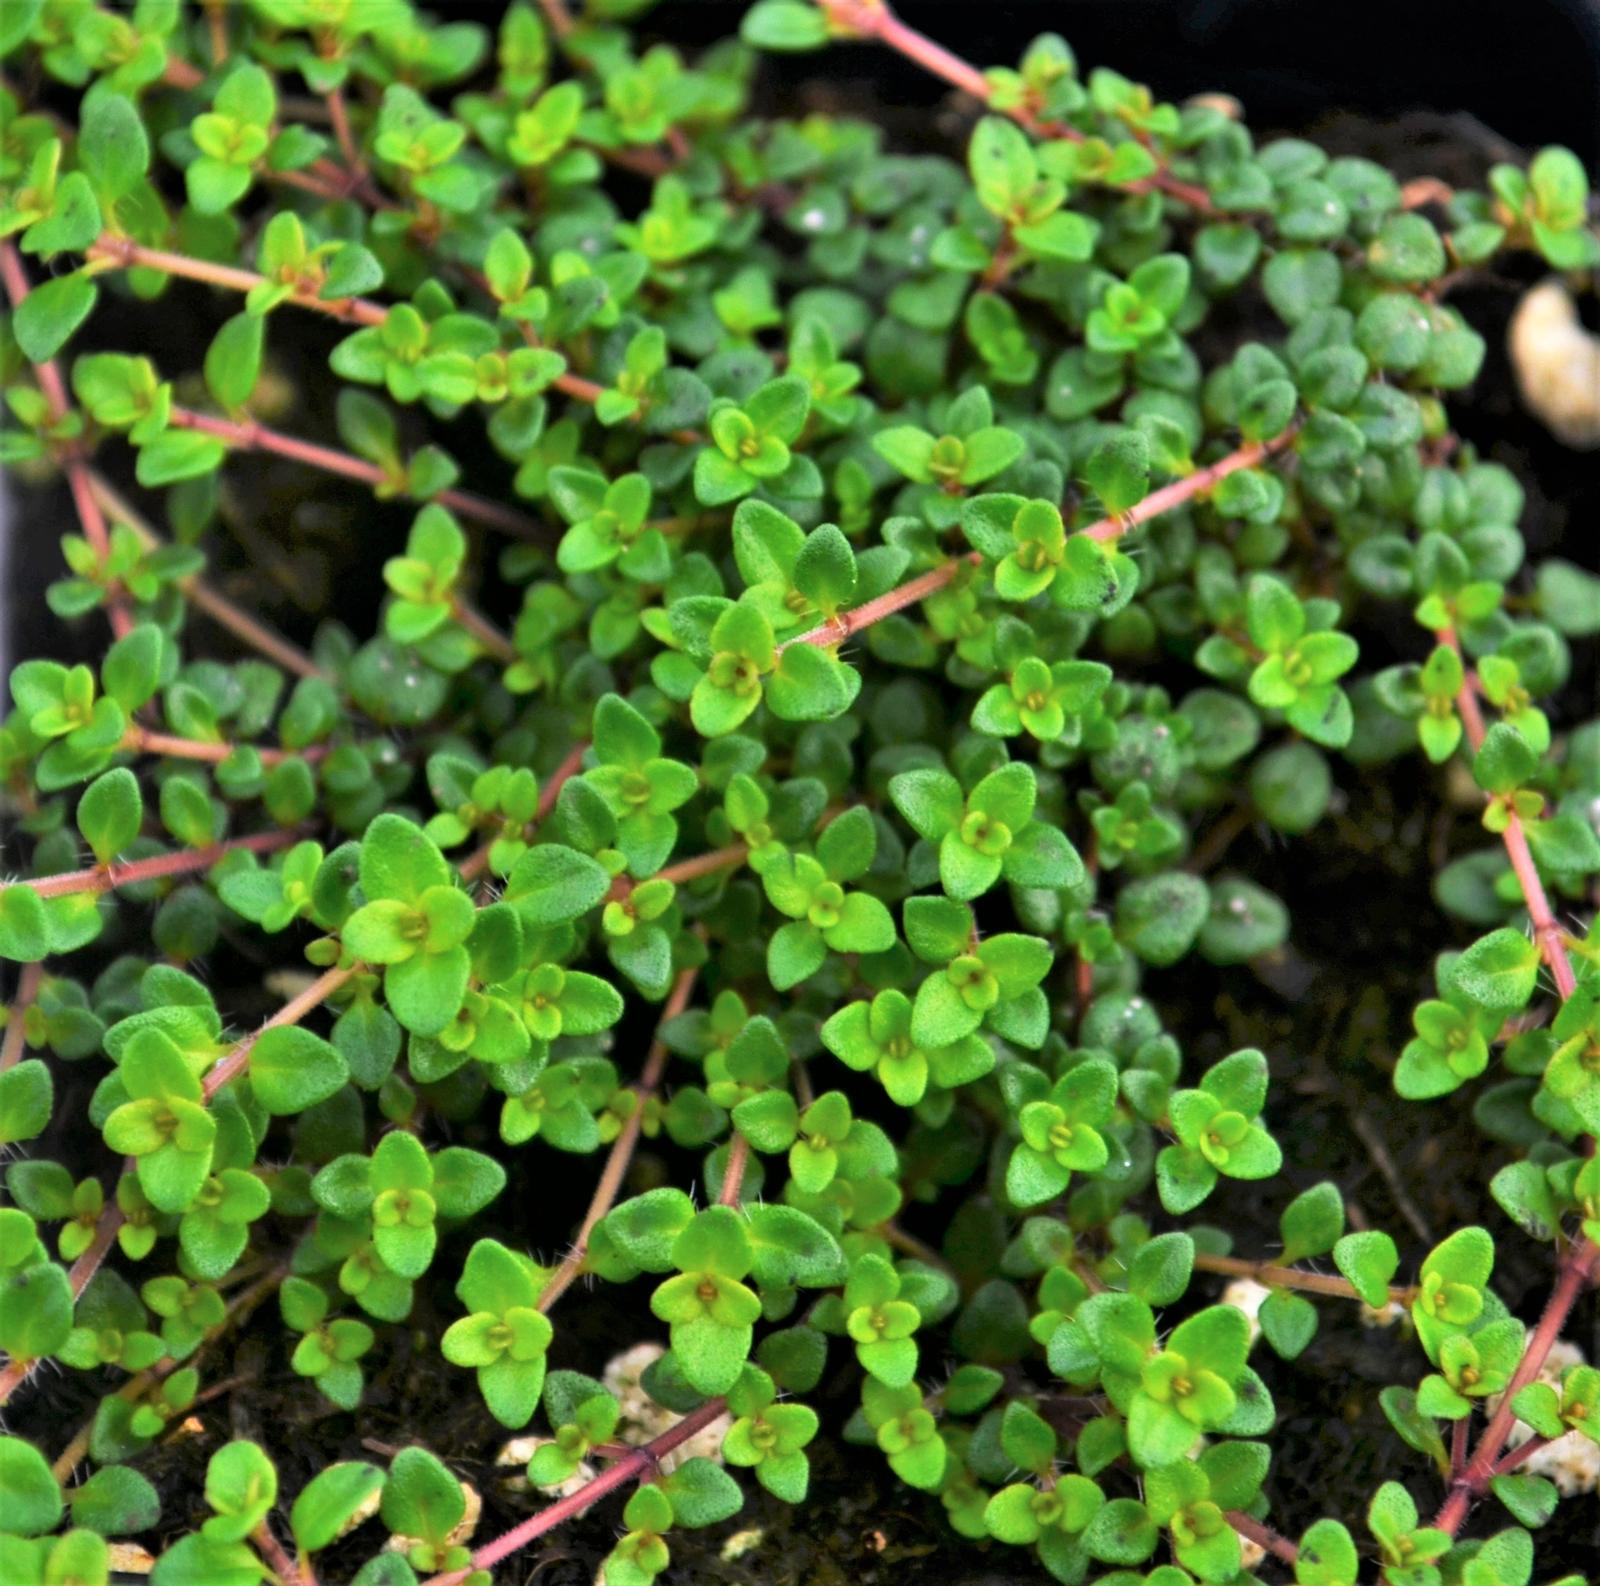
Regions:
[[4, 828, 302, 900], [1427, 627, 1595, 1533], [0, 242, 132, 638], [534, 961, 701, 1316]]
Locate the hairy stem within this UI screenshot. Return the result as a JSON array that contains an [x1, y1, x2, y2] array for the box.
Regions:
[[46, 1261, 288, 1479], [0, 961, 44, 1073], [718, 1130, 752, 1207], [784, 425, 1298, 653], [421, 1397, 730, 1586], [783, 553, 982, 652], [1440, 627, 1577, 1000], [609, 842, 750, 898], [449, 597, 516, 663], [89, 234, 679, 440], [1490, 1433, 1553, 1476], [7, 828, 301, 900], [1193, 1251, 1414, 1305], [1434, 1238, 1598, 1531], [1225, 1510, 1298, 1566], [1425, 627, 1596, 1531], [0, 1173, 129, 1408], [201, 964, 359, 1100], [253, 1520, 316, 1586]]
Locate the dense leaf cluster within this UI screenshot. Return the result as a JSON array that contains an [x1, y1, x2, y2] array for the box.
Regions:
[[0, 3, 1597, 1586]]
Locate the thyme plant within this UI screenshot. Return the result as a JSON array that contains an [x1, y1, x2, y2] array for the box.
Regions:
[[1, 2, 1598, 1585]]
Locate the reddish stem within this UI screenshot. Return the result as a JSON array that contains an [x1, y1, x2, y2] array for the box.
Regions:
[[200, 964, 358, 1101], [253, 1521, 315, 1586], [718, 1131, 752, 1207], [92, 235, 690, 443], [1193, 1251, 1413, 1305], [1225, 1511, 1298, 1566], [608, 843, 750, 899], [11, 828, 300, 900], [536, 963, 700, 1315], [821, 0, 1215, 213], [324, 86, 362, 177], [784, 554, 982, 651], [1, 962, 44, 1073], [88, 471, 328, 682], [422, 1398, 729, 1586], [1434, 1239, 1598, 1532], [1423, 624, 1596, 1531], [0, 1178, 128, 1406], [1450, 1412, 1471, 1479], [88, 236, 385, 328], [124, 725, 306, 767], [449, 598, 516, 662], [0, 243, 133, 638], [536, 0, 575, 38], [1490, 1434, 1552, 1476], [167, 407, 541, 539], [1440, 628, 1576, 1000], [783, 426, 1298, 654]]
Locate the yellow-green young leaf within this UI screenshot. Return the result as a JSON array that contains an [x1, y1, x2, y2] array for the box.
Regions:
[[249, 1026, 349, 1115], [204, 312, 265, 411], [77, 768, 143, 866]]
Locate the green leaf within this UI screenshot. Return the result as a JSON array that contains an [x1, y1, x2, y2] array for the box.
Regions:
[[1453, 928, 1540, 1010], [1128, 1232, 1194, 1306], [137, 429, 228, 486], [290, 1462, 385, 1554], [250, 1026, 349, 1115], [0, 1436, 62, 1535], [380, 1447, 464, 1546], [1332, 1231, 1398, 1309], [741, 0, 831, 49], [0, 885, 50, 963], [14, 272, 99, 361], [663, 1457, 744, 1527], [1084, 430, 1148, 516], [1294, 1518, 1358, 1586], [1279, 1182, 1344, 1263], [0, 1059, 53, 1145], [68, 1463, 161, 1535], [505, 844, 610, 924], [1116, 873, 1209, 965], [205, 312, 265, 411], [77, 768, 143, 867]]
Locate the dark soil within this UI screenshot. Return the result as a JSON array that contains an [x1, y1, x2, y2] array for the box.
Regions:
[[5, 2, 1599, 1580]]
